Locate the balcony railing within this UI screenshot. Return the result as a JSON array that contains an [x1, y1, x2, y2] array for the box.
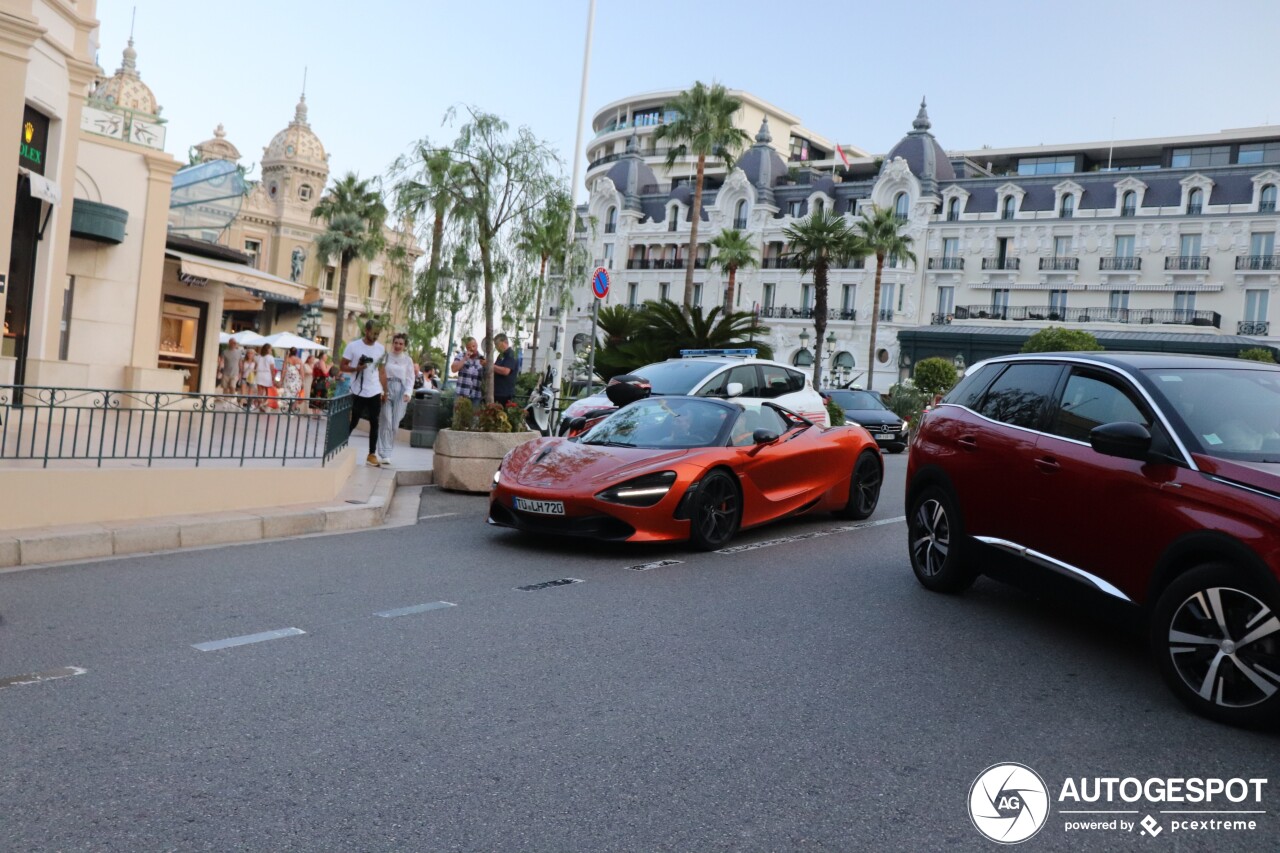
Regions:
[[982, 257, 1020, 270], [1039, 257, 1079, 271], [625, 258, 708, 270], [1100, 256, 1141, 270], [604, 223, 616, 234], [878, 308, 894, 322], [761, 257, 798, 269], [1239, 320, 1271, 336], [759, 306, 840, 320], [626, 259, 650, 269], [1120, 206, 1137, 217], [928, 257, 965, 270], [733, 217, 748, 229], [1261, 203, 1276, 213], [1165, 255, 1210, 270], [931, 312, 953, 325], [1187, 204, 1203, 215], [1236, 255, 1280, 270], [952, 305, 1220, 327]]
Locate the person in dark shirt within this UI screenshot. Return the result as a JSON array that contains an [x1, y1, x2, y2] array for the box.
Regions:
[[492, 333, 518, 405]]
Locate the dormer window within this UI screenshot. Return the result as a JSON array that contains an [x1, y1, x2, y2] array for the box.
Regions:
[[1121, 190, 1137, 217], [1059, 194, 1074, 219], [1001, 196, 1016, 220], [814, 199, 825, 215], [668, 206, 678, 231], [946, 198, 960, 221], [604, 206, 617, 234], [299, 184, 313, 202], [1187, 188, 1204, 215], [894, 192, 909, 220], [1261, 185, 1277, 214], [733, 199, 748, 229]]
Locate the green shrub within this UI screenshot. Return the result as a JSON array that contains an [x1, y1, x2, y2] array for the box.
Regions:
[[476, 402, 512, 433], [826, 398, 845, 426], [886, 382, 930, 427], [1238, 347, 1277, 363], [912, 357, 959, 398], [504, 401, 526, 432], [451, 396, 474, 431], [1021, 326, 1100, 353]]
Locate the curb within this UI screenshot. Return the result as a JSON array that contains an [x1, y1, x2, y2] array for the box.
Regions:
[[0, 468, 433, 569]]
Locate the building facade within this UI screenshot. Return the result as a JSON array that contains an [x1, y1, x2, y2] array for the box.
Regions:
[[554, 93, 1280, 392]]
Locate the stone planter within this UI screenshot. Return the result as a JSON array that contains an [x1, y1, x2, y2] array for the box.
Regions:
[[434, 429, 539, 493]]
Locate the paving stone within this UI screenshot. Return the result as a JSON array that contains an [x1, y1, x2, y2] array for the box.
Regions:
[[20, 529, 112, 565], [113, 524, 181, 556], [179, 515, 263, 548]]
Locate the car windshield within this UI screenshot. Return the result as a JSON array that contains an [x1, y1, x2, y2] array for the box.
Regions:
[[634, 360, 724, 395], [1144, 366, 1280, 461], [827, 390, 885, 411], [580, 397, 732, 449]]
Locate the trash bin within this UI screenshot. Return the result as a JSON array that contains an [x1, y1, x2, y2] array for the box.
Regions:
[[410, 392, 441, 448]]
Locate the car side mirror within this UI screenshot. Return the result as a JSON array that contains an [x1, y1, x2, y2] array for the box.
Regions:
[[752, 428, 780, 445], [568, 416, 587, 433], [725, 382, 745, 398], [1090, 421, 1151, 461]]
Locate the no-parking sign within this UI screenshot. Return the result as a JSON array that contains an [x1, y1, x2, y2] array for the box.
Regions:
[[591, 267, 610, 300]]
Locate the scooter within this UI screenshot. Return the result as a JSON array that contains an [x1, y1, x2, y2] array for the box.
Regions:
[[524, 365, 557, 436]]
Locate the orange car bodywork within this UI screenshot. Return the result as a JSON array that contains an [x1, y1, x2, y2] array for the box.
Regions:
[[488, 421, 880, 543]]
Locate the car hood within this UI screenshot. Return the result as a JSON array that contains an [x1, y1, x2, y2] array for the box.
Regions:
[[1194, 455, 1280, 495], [504, 437, 690, 490], [845, 411, 903, 429]]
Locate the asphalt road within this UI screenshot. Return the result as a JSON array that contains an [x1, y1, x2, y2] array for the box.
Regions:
[[1, 452, 1277, 852]]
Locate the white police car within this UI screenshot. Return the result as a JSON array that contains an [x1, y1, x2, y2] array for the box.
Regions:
[[561, 349, 830, 430]]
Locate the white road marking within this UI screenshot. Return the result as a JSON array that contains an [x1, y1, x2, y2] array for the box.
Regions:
[[716, 516, 906, 554], [627, 559, 684, 571], [0, 665, 87, 690], [419, 513, 459, 520], [192, 627, 306, 652], [375, 601, 456, 618]]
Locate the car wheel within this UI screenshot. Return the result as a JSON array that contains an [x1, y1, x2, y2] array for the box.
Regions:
[[907, 485, 976, 593], [688, 470, 741, 551], [1149, 563, 1280, 728], [835, 451, 882, 520]]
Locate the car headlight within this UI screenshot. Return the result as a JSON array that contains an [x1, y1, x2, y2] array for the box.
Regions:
[[493, 469, 501, 485], [595, 471, 677, 507]]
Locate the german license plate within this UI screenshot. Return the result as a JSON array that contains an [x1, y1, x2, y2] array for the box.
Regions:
[[514, 497, 565, 515]]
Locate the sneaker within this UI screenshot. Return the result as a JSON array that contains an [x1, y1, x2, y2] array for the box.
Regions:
[[366, 454, 381, 467], [379, 457, 393, 466]]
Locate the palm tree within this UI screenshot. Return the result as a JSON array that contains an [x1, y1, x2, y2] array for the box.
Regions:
[[516, 190, 573, 375], [640, 299, 772, 357], [708, 228, 758, 312], [783, 209, 863, 387], [653, 82, 751, 311], [312, 173, 387, 357], [853, 206, 916, 391]]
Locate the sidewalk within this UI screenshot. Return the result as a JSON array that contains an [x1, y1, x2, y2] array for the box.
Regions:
[[0, 429, 434, 570]]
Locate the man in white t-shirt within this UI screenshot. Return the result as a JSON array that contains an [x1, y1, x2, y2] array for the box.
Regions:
[[341, 319, 388, 466]]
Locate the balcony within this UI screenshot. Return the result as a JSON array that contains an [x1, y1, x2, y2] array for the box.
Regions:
[[761, 257, 799, 269], [1100, 256, 1141, 271], [1261, 203, 1276, 213], [878, 308, 894, 322], [759, 305, 840, 320], [931, 312, 953, 325], [1039, 257, 1079, 271], [1164, 256, 1210, 271], [1239, 320, 1271, 336], [928, 257, 965, 270], [1120, 206, 1137, 217], [1236, 255, 1280, 270], [837, 258, 867, 270], [952, 305, 1220, 327], [982, 257, 1020, 270], [1187, 204, 1203, 215], [626, 259, 651, 270]]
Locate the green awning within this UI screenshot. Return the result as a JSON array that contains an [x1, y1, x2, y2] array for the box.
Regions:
[[70, 199, 127, 244]]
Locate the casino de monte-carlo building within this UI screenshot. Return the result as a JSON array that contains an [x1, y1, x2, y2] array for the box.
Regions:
[[549, 91, 1280, 392]]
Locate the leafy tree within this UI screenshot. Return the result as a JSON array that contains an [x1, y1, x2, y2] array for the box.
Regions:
[[516, 189, 574, 375], [912, 357, 958, 398], [1021, 326, 1099, 353], [1238, 347, 1277, 363], [652, 82, 751, 311], [853, 205, 916, 391], [312, 173, 387, 356], [708, 228, 758, 312], [783, 209, 863, 387]]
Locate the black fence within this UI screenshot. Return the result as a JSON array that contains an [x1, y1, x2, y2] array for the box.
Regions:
[[949, 306, 1221, 327]]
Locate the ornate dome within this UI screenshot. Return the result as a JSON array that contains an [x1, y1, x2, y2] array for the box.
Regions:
[[92, 39, 159, 116], [603, 133, 658, 210], [735, 119, 789, 205], [882, 98, 955, 193], [193, 124, 241, 163], [262, 94, 328, 171]]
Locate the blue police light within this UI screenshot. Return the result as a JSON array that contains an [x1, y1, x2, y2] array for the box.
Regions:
[[679, 348, 757, 358]]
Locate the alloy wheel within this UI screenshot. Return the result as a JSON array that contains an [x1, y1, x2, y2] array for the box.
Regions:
[[853, 455, 882, 516], [696, 476, 739, 547], [910, 498, 951, 578], [1166, 586, 1280, 709]]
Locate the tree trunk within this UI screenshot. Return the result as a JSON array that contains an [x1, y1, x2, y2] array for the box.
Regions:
[[480, 226, 495, 405], [867, 251, 885, 391], [424, 206, 446, 345], [723, 264, 736, 313], [682, 154, 706, 312], [334, 253, 352, 359], [812, 262, 828, 389], [530, 255, 548, 375]]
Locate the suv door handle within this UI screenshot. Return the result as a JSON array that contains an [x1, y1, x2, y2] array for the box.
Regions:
[[958, 435, 978, 451], [1034, 456, 1060, 473]]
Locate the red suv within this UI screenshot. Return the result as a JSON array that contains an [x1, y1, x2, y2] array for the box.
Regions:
[[906, 352, 1280, 727]]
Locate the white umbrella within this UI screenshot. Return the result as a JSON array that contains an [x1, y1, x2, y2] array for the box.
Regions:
[[264, 331, 329, 351], [230, 330, 267, 346], [218, 331, 232, 344]]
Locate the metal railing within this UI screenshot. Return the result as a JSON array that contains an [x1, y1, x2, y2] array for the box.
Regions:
[[1187, 204, 1203, 215], [1165, 255, 1210, 270], [1100, 256, 1142, 270], [733, 217, 748, 229], [952, 305, 1220, 327], [1236, 255, 1280, 270], [1039, 257, 1079, 271], [928, 257, 964, 270], [1261, 203, 1276, 213], [0, 386, 352, 468], [1239, 320, 1271, 336], [759, 306, 841, 320], [982, 257, 1020, 270]]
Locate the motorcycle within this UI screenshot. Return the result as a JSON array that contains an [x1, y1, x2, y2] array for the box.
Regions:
[[524, 365, 557, 436]]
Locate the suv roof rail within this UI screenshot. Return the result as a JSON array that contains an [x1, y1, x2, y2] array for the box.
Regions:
[[679, 348, 757, 359]]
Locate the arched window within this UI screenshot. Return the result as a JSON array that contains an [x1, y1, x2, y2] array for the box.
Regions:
[[792, 348, 814, 368], [1059, 194, 1074, 218], [668, 205, 679, 232], [734, 199, 748, 229], [1188, 188, 1204, 214], [894, 192, 909, 220], [947, 198, 960, 221], [814, 199, 825, 215], [1121, 190, 1137, 216], [605, 206, 617, 234], [1261, 185, 1276, 213], [1001, 196, 1016, 220]]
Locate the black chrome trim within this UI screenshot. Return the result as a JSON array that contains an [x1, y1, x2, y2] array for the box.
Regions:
[[974, 535, 1133, 602]]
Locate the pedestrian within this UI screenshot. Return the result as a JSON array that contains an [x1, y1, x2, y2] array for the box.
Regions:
[[341, 319, 387, 467], [254, 343, 276, 411], [282, 347, 305, 413], [220, 338, 244, 402], [421, 363, 440, 391], [451, 336, 485, 406], [301, 353, 315, 402], [492, 332, 517, 406], [311, 353, 331, 411], [377, 332, 415, 466]]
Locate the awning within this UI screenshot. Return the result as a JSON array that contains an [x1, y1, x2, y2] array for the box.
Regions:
[[18, 167, 61, 205], [165, 249, 305, 304]]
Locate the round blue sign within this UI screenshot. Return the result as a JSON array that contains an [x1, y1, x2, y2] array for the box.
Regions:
[[592, 267, 610, 299]]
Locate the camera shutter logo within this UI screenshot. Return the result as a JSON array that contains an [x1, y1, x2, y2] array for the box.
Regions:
[[968, 763, 1050, 844]]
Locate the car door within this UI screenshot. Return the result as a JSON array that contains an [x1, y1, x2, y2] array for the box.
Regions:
[[1027, 366, 1183, 600], [760, 364, 827, 424], [698, 364, 761, 400], [732, 404, 834, 522], [943, 361, 1064, 543]]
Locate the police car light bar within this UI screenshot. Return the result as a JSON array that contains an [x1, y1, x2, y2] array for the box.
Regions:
[[680, 348, 757, 358]]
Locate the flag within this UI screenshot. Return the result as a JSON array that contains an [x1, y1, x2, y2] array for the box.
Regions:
[[836, 144, 851, 168]]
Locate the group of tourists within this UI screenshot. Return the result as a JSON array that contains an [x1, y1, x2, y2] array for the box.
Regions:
[[216, 338, 337, 414]]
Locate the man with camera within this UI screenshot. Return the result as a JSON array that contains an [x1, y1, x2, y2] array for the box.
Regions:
[[341, 319, 388, 467], [451, 336, 485, 406]]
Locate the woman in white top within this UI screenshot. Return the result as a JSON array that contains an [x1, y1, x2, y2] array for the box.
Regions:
[[377, 332, 416, 465], [254, 343, 276, 411]]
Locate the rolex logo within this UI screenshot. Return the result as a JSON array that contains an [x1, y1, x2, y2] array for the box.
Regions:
[[24, 122, 34, 144]]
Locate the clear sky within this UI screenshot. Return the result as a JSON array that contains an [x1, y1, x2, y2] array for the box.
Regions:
[[95, 0, 1280, 200]]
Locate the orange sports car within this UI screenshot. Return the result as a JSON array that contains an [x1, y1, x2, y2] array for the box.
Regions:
[[488, 396, 883, 550]]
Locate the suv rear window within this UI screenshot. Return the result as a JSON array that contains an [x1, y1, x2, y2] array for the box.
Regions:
[[635, 360, 723, 395], [975, 363, 1063, 429]]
